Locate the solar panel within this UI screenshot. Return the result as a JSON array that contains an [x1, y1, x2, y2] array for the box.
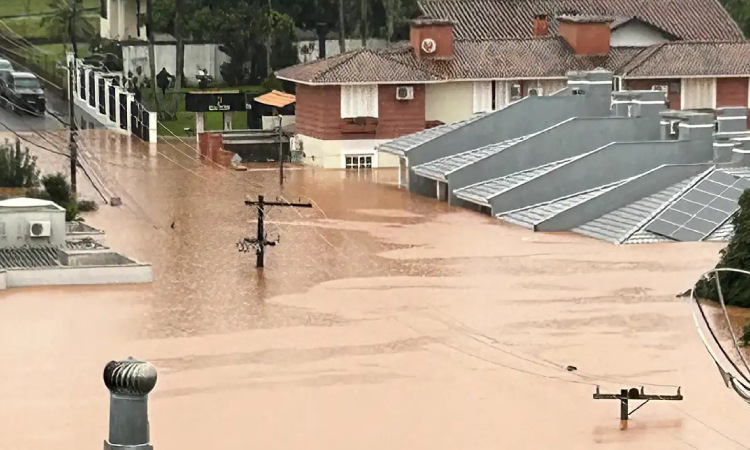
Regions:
[[645, 171, 750, 241]]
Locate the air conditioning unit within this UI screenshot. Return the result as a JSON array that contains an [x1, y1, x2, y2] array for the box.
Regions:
[[572, 87, 585, 95], [528, 87, 544, 96], [652, 85, 668, 92], [510, 84, 522, 100], [396, 86, 414, 101], [28, 220, 51, 238]]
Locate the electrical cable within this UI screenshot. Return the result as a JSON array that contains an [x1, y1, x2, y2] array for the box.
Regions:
[[0, 119, 69, 157]]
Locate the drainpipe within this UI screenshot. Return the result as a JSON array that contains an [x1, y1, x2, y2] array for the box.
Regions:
[[103, 357, 158, 450]]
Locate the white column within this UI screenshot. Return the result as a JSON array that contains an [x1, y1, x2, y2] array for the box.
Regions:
[[148, 111, 158, 143], [93, 72, 101, 113], [126, 92, 134, 133], [104, 79, 111, 121], [117, 0, 125, 38]]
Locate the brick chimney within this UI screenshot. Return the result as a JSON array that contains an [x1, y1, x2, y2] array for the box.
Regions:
[[533, 14, 550, 37], [410, 17, 455, 59], [557, 15, 613, 55]]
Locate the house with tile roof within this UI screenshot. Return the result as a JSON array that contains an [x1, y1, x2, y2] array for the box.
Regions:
[[276, 0, 750, 169]]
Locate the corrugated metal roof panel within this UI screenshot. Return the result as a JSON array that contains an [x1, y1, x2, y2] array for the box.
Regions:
[[497, 180, 627, 229], [455, 157, 573, 206], [377, 113, 488, 157], [412, 135, 530, 181], [705, 219, 734, 241], [574, 173, 705, 243], [0, 246, 60, 269]]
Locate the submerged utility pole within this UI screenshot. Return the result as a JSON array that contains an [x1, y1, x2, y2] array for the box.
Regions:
[[239, 195, 312, 268], [278, 114, 284, 185], [68, 0, 78, 196], [593, 386, 683, 430]]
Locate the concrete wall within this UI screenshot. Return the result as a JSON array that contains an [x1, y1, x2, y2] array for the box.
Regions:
[[425, 82, 474, 123], [445, 117, 661, 204], [536, 164, 716, 231], [297, 39, 389, 63], [0, 210, 66, 248], [408, 95, 612, 194], [59, 251, 135, 267], [2, 265, 153, 289], [122, 44, 230, 82], [297, 134, 399, 168], [488, 139, 714, 215]]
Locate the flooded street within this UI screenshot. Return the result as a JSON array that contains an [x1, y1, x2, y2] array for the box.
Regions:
[[2, 130, 750, 450]]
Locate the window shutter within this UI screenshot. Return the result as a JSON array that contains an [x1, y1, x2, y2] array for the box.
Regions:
[[473, 81, 492, 113], [341, 85, 379, 118], [682, 78, 716, 110]]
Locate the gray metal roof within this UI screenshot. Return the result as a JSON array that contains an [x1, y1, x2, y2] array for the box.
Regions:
[[454, 157, 574, 206], [412, 135, 530, 182], [66, 237, 108, 251], [497, 180, 628, 229], [0, 246, 60, 269], [377, 114, 487, 157], [704, 219, 735, 241], [574, 171, 709, 243]]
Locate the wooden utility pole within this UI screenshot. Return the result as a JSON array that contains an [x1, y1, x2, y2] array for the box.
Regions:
[[593, 386, 683, 430], [278, 113, 284, 185], [240, 195, 312, 268], [68, 0, 78, 196]]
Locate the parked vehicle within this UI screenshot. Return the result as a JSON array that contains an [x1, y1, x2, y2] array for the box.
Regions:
[[0, 58, 13, 76], [0, 71, 45, 115]]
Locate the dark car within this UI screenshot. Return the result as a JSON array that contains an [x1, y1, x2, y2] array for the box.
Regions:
[[0, 71, 45, 115]]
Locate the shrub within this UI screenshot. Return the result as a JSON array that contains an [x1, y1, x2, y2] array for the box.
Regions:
[[694, 189, 750, 307], [41, 172, 79, 221], [0, 138, 40, 188], [261, 74, 283, 93], [77, 199, 99, 212]]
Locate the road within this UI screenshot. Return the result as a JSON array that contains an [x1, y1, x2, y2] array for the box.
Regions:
[[0, 91, 104, 133]]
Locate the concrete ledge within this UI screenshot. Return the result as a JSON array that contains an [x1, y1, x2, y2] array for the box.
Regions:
[[3, 264, 153, 289]]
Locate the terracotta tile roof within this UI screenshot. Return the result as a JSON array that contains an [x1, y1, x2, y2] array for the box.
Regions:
[[278, 39, 646, 84], [621, 41, 750, 77], [418, 0, 744, 41]]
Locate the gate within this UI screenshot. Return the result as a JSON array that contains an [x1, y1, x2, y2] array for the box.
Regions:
[[98, 78, 105, 114], [88, 72, 95, 107], [119, 93, 127, 130], [141, 106, 150, 142], [130, 101, 150, 141], [79, 70, 85, 100], [108, 86, 116, 122]]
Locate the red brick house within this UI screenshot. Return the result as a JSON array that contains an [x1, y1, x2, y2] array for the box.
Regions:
[[276, 0, 749, 169]]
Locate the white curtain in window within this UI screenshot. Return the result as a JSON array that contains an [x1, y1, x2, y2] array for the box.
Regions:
[[493, 81, 510, 110], [682, 78, 716, 109], [473, 81, 493, 113], [340, 85, 379, 118]]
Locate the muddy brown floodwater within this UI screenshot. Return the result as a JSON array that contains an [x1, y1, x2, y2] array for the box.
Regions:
[[2, 130, 750, 450]]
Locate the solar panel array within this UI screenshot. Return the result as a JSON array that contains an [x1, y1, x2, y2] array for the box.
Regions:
[[645, 171, 750, 241]]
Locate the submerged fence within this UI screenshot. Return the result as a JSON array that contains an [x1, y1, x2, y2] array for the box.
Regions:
[[70, 54, 157, 143]]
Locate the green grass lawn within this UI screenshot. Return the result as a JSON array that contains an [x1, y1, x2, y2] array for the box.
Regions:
[[154, 86, 262, 136], [0, 0, 99, 17], [160, 111, 249, 137], [1, 14, 99, 39]]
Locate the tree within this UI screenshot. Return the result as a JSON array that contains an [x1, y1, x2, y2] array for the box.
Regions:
[[146, 0, 161, 113], [361, 0, 368, 46], [694, 189, 750, 307], [42, 0, 89, 53], [0, 139, 40, 189], [174, 0, 185, 89], [339, 0, 346, 52], [41, 172, 77, 221]]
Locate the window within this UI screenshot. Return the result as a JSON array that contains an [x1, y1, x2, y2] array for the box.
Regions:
[[14, 77, 40, 89], [340, 85, 378, 118], [345, 154, 373, 169]]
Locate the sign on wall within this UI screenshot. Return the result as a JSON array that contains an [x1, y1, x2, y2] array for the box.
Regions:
[[185, 92, 249, 112]]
